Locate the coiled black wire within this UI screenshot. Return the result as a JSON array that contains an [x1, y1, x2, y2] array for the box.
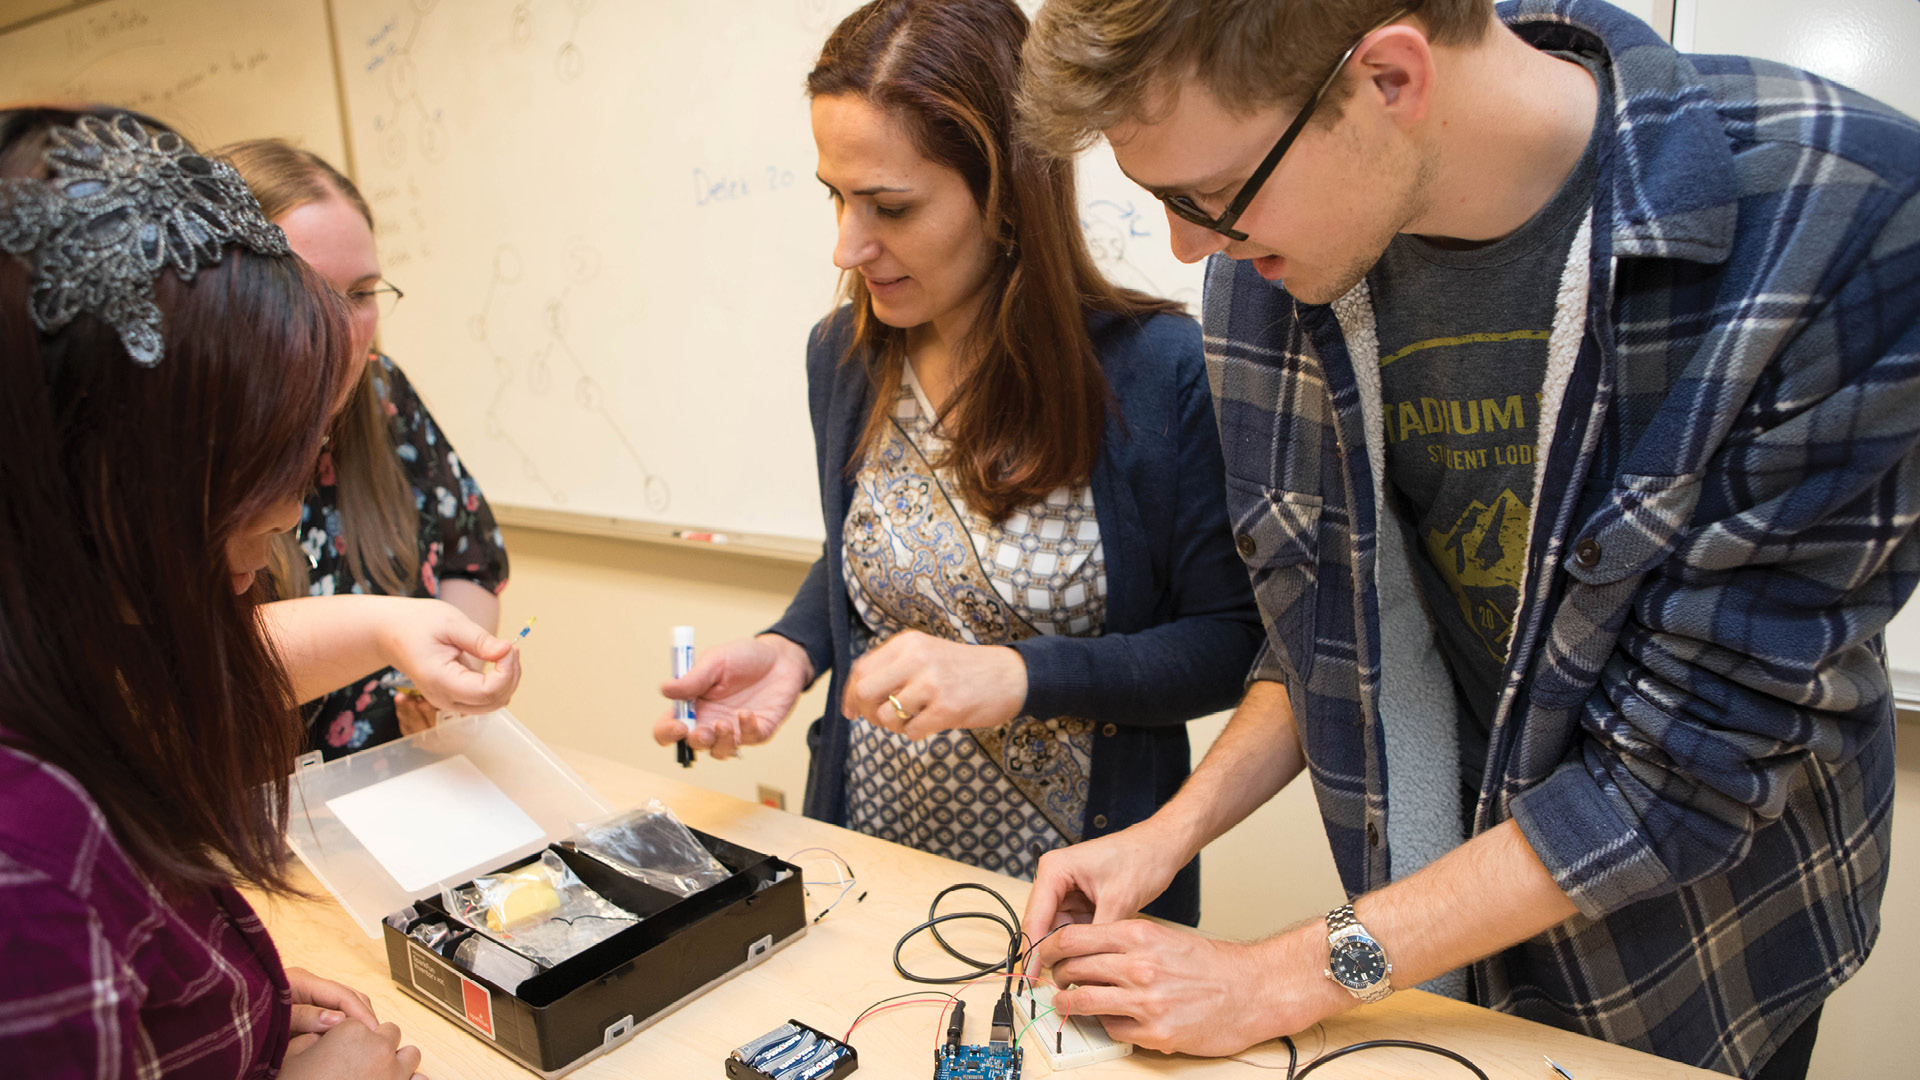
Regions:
[[891, 883, 1024, 985]]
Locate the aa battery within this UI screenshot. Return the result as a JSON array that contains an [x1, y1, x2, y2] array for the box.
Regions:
[[731, 1022, 803, 1063]]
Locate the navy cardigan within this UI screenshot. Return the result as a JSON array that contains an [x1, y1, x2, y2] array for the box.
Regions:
[[766, 306, 1261, 924]]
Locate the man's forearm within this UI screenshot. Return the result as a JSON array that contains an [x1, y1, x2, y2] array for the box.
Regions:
[[1255, 817, 1578, 1019], [1354, 818, 1578, 987], [1156, 680, 1307, 857]]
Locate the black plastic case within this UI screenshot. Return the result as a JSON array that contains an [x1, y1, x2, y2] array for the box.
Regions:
[[286, 712, 810, 1076], [385, 829, 806, 1076]]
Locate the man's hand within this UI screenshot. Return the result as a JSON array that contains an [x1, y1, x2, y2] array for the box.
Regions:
[[1021, 680, 1308, 945], [1021, 819, 1191, 946], [1036, 920, 1349, 1056]]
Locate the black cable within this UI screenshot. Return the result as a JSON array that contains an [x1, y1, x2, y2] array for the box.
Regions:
[[1286, 1036, 1489, 1079], [892, 910, 1020, 983], [922, 884, 1022, 974], [1016, 923, 1067, 972], [1227, 1034, 1301, 1071], [552, 913, 634, 926], [892, 883, 1026, 986]]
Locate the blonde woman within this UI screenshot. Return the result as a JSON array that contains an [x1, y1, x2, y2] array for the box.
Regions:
[[222, 140, 510, 757]]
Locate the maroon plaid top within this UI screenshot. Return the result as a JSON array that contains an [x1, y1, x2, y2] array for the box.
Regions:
[[0, 743, 290, 1078]]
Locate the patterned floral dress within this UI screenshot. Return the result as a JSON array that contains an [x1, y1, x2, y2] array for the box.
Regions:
[[842, 373, 1105, 880], [294, 353, 509, 759]]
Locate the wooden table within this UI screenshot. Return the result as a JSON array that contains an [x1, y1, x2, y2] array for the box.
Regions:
[[252, 745, 1720, 1079]]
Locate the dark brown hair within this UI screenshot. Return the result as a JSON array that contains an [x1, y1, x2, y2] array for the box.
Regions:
[[0, 107, 353, 895], [216, 138, 419, 599], [1020, 0, 1496, 158], [809, 0, 1183, 522]]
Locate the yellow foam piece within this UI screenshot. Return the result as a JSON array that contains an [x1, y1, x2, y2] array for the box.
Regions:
[[486, 868, 561, 931]]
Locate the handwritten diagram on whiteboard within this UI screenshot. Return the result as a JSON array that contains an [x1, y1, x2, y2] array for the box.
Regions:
[[333, 0, 843, 540], [329, 0, 1205, 543], [0, 0, 347, 167]]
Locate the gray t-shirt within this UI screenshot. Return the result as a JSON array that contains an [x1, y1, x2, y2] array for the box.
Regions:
[[1367, 53, 1607, 797]]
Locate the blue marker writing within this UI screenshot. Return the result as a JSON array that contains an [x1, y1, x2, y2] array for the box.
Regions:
[[672, 626, 696, 767]]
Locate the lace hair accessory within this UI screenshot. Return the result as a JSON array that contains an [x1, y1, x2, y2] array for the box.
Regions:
[[0, 113, 291, 367]]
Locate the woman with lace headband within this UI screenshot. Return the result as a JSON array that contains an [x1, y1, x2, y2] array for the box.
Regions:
[[651, 0, 1260, 923], [0, 106, 520, 1078], [213, 139, 511, 760]]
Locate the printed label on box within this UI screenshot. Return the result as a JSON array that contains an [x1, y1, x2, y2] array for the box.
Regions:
[[461, 976, 495, 1039], [408, 943, 495, 1040]]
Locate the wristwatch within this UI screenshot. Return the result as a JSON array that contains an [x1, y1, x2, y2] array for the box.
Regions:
[[1323, 903, 1393, 1004]]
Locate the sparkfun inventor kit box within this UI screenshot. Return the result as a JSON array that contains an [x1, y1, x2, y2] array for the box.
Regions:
[[285, 710, 806, 1076]]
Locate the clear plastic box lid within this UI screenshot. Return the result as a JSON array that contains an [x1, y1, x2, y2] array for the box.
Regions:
[[286, 709, 614, 936]]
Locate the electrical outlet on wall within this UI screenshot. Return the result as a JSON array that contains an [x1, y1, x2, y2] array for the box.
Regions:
[[756, 785, 786, 810]]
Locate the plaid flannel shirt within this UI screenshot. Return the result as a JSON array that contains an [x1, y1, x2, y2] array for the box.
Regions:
[[0, 743, 290, 1078], [1202, 2, 1920, 1074]]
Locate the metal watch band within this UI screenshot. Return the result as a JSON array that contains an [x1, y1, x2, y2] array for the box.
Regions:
[[1327, 903, 1363, 934], [1349, 978, 1393, 1004], [1325, 903, 1393, 1004]]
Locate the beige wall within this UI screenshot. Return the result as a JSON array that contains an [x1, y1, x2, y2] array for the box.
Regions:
[[495, 524, 1914, 1079]]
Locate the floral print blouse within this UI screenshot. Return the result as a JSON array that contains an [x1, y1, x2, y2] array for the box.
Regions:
[[294, 353, 509, 759]]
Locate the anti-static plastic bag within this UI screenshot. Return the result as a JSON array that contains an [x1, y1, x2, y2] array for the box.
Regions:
[[566, 799, 730, 897], [442, 849, 636, 969]]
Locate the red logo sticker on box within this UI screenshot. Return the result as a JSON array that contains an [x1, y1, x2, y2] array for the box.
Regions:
[[407, 943, 495, 1042], [461, 976, 495, 1039]]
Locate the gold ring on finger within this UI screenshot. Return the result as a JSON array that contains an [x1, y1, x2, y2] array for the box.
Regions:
[[888, 694, 913, 722]]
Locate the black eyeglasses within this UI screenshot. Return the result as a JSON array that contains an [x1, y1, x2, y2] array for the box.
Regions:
[[346, 279, 405, 318], [1158, 2, 1423, 242]]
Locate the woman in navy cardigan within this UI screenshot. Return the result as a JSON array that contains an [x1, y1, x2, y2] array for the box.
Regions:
[[652, 0, 1258, 923]]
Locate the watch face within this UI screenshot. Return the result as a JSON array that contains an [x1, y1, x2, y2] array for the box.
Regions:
[[1329, 939, 1387, 989]]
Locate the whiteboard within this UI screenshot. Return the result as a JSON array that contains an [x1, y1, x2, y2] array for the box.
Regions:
[[0, 0, 1663, 553], [324, 0, 1205, 547], [0, 0, 346, 168], [1679, 0, 1920, 121], [18, 0, 1916, 687], [1682, 0, 1920, 688]]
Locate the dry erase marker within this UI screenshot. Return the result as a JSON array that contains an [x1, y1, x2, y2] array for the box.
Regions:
[[675, 530, 730, 544], [672, 625, 696, 767]]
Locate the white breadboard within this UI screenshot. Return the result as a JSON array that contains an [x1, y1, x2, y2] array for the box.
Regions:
[[1018, 983, 1132, 1070]]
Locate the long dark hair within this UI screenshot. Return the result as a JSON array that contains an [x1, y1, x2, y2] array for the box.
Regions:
[[218, 138, 420, 600], [0, 107, 353, 896], [808, 0, 1183, 522]]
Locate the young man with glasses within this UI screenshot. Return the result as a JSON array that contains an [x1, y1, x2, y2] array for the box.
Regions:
[[1015, 2, 1920, 1077]]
